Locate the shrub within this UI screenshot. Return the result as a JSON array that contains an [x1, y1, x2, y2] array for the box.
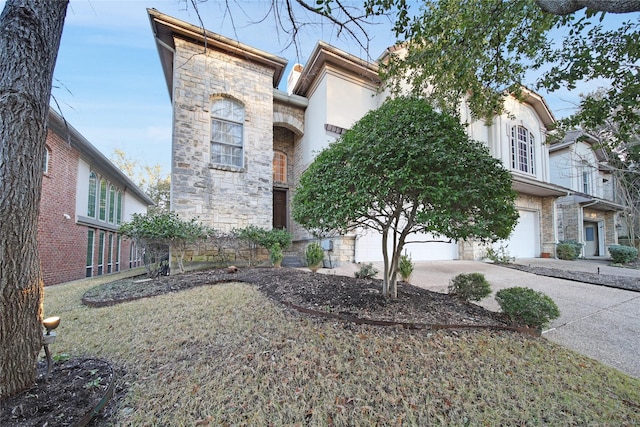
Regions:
[[556, 240, 582, 260], [398, 252, 414, 282], [495, 287, 560, 329], [448, 273, 492, 302], [305, 242, 324, 272], [608, 244, 638, 264], [269, 243, 283, 267], [485, 244, 514, 264], [354, 263, 378, 279]]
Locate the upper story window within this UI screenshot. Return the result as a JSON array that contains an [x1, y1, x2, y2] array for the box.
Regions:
[[99, 179, 108, 221], [87, 172, 123, 224], [116, 191, 123, 225], [273, 151, 287, 183], [108, 185, 116, 223], [211, 98, 244, 168], [88, 172, 97, 218], [510, 125, 535, 175], [581, 160, 592, 194], [43, 147, 50, 174]]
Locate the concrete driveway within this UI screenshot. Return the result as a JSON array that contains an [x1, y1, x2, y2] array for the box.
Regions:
[[325, 258, 640, 379]]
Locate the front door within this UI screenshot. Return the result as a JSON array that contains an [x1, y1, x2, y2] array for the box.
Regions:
[[584, 222, 599, 256], [273, 189, 287, 230]]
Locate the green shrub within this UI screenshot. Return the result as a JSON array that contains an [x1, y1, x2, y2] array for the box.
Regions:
[[305, 242, 324, 272], [556, 240, 582, 260], [354, 263, 378, 279], [484, 244, 514, 264], [495, 287, 560, 329], [608, 244, 638, 264], [269, 243, 283, 267], [398, 252, 414, 282], [448, 273, 492, 302]]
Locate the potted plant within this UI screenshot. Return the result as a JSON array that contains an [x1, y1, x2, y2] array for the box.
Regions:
[[305, 242, 324, 273]]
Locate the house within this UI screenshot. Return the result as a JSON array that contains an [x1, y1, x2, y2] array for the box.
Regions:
[[148, 9, 572, 265], [549, 130, 624, 256], [38, 108, 154, 285]]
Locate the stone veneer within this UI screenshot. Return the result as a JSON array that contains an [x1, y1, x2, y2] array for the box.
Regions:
[[171, 39, 276, 231]]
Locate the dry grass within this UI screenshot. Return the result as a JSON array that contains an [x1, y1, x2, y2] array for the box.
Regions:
[[44, 276, 640, 426]]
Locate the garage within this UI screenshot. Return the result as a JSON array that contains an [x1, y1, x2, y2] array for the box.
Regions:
[[495, 209, 539, 258], [354, 228, 459, 262]]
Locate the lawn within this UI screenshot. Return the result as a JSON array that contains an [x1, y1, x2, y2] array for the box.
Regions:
[[42, 272, 640, 426]]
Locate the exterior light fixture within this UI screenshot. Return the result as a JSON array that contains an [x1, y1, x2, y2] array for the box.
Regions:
[[42, 316, 61, 380]]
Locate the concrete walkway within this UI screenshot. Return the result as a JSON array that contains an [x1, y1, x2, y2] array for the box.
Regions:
[[321, 258, 640, 379]]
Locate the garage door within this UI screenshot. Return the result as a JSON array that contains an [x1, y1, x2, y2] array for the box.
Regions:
[[355, 228, 459, 262], [496, 209, 539, 258]]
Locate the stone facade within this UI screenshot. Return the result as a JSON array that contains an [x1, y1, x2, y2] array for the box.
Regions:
[[171, 39, 276, 231]]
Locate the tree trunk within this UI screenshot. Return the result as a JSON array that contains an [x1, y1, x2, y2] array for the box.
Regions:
[[0, 0, 68, 399]]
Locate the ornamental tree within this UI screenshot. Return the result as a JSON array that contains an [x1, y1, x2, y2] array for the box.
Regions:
[[119, 211, 209, 275], [292, 97, 518, 298]]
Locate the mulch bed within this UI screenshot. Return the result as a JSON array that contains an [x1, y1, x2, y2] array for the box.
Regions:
[[0, 358, 114, 427]]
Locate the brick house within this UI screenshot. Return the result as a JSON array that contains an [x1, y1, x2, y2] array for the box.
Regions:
[[148, 9, 576, 265], [549, 130, 624, 256], [38, 108, 154, 285]]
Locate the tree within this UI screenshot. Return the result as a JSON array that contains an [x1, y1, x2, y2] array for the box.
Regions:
[[119, 211, 209, 275], [536, 0, 640, 14], [0, 0, 69, 398], [111, 149, 171, 214], [376, 0, 639, 142], [292, 97, 518, 298]]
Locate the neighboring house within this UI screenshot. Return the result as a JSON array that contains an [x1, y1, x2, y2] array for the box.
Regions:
[[549, 130, 624, 257], [38, 108, 154, 285], [148, 9, 571, 265]]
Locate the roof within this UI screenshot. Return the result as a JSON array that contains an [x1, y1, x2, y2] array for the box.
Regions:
[[292, 41, 381, 97], [517, 87, 556, 130], [549, 130, 608, 162], [47, 108, 155, 206], [147, 8, 288, 98]]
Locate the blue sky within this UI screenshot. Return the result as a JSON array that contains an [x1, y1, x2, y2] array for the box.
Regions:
[[49, 0, 397, 174], [3, 1, 636, 174]]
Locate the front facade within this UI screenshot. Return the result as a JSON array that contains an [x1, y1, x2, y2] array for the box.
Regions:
[[549, 131, 623, 256], [148, 10, 593, 265], [38, 109, 153, 285]]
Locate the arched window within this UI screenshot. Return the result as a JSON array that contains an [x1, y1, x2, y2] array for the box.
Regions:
[[43, 147, 50, 174], [211, 98, 244, 167], [108, 185, 116, 223], [510, 125, 535, 174], [273, 151, 287, 183], [99, 179, 108, 221], [116, 191, 123, 224], [88, 172, 97, 218]]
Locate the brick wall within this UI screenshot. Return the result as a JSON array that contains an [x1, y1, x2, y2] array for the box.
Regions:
[[38, 130, 87, 285]]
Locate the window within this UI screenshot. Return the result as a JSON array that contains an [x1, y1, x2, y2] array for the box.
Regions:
[[43, 147, 50, 174], [115, 235, 121, 272], [211, 98, 244, 167], [97, 231, 105, 275], [88, 172, 97, 218], [107, 233, 113, 273], [116, 191, 122, 224], [108, 185, 116, 223], [273, 151, 287, 183], [99, 179, 107, 221], [86, 229, 94, 277], [510, 125, 535, 174], [581, 161, 592, 194]]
